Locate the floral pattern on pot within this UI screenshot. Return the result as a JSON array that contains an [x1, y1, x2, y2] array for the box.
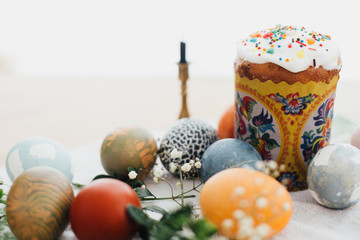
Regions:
[[276, 171, 304, 192], [300, 93, 335, 165], [235, 92, 281, 160], [268, 92, 318, 115]]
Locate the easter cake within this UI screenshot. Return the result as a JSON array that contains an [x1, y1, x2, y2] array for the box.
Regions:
[[234, 25, 341, 191], [235, 25, 341, 84]]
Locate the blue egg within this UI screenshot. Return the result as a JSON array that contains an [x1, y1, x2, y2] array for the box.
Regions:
[[307, 143, 360, 209], [6, 137, 73, 182], [199, 138, 262, 182]]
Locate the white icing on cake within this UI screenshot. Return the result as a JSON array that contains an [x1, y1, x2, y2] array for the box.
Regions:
[[237, 25, 341, 73]]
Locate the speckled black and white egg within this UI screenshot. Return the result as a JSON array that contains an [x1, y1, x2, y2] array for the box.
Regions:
[[158, 118, 218, 177]]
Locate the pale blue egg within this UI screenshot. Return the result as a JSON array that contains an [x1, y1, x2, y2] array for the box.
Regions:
[[307, 143, 360, 209], [6, 137, 73, 182], [199, 138, 262, 183]]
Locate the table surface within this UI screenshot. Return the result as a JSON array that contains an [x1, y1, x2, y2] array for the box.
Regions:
[[1, 76, 360, 239], [1, 76, 360, 168]]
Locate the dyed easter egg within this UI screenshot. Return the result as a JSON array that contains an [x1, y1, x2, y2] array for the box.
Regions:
[[158, 118, 218, 176], [200, 138, 262, 182], [6, 167, 74, 240], [101, 127, 157, 180], [307, 143, 360, 209], [6, 137, 73, 182], [350, 126, 360, 149], [200, 168, 292, 239], [70, 179, 141, 240], [218, 105, 235, 139]]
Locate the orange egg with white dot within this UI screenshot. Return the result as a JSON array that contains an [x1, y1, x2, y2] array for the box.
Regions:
[[199, 168, 292, 239]]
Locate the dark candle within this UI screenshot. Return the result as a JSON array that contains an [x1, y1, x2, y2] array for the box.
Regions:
[[180, 41, 187, 63]]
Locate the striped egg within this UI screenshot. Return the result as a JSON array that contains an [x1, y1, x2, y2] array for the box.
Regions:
[[6, 166, 74, 240]]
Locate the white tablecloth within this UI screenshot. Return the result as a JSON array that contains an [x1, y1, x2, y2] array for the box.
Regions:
[[1, 116, 360, 239]]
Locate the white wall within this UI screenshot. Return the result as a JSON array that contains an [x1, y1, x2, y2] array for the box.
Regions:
[[0, 0, 357, 80]]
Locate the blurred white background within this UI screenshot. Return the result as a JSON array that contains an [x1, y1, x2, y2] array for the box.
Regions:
[[0, 0, 359, 165], [0, 0, 358, 80]]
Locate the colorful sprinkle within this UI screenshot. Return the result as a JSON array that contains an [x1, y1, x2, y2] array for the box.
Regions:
[[250, 32, 262, 38], [296, 50, 305, 58], [306, 38, 315, 45], [296, 40, 306, 47], [239, 25, 338, 69], [266, 48, 274, 54], [263, 32, 273, 39]]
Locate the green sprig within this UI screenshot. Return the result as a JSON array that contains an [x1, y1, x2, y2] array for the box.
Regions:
[[127, 205, 217, 240]]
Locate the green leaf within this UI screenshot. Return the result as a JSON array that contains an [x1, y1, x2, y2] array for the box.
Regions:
[[126, 205, 154, 229], [92, 174, 117, 181], [189, 218, 218, 240], [134, 188, 156, 200], [127, 179, 145, 189], [127, 167, 137, 173], [143, 205, 168, 215], [72, 182, 85, 188], [161, 206, 192, 231], [151, 224, 177, 240]]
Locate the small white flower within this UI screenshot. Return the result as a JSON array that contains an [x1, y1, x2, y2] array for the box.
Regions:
[[189, 160, 195, 166], [170, 148, 183, 159], [169, 162, 177, 173], [195, 157, 201, 162], [273, 170, 280, 177], [128, 171, 137, 180], [153, 168, 164, 178], [279, 164, 286, 172], [267, 161, 278, 170], [255, 161, 265, 170], [141, 185, 146, 190], [181, 163, 192, 173], [195, 162, 202, 169], [153, 177, 159, 183], [176, 181, 181, 187]]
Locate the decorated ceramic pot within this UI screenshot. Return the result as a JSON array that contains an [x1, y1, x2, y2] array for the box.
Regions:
[[234, 25, 341, 191]]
